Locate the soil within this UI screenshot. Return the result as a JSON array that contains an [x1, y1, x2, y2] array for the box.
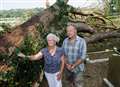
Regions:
[[83, 52, 111, 87]]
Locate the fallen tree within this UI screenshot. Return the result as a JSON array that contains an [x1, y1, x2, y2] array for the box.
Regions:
[[0, 0, 120, 86], [0, 0, 120, 54]]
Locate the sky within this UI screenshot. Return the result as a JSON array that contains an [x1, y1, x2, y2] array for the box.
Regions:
[[0, 0, 103, 10]]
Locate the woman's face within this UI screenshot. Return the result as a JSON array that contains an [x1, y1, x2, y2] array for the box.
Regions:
[[47, 37, 56, 47]]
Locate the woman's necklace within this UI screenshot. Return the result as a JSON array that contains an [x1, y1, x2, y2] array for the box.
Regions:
[[49, 46, 56, 56]]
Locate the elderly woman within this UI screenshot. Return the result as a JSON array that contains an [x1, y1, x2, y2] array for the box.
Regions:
[[18, 33, 64, 87]]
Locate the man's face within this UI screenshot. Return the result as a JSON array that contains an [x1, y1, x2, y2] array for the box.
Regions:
[[66, 25, 76, 39]]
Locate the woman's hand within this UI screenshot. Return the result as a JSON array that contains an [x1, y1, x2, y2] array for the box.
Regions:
[[17, 52, 26, 58], [56, 72, 62, 81]]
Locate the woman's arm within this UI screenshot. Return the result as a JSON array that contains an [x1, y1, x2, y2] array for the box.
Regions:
[[57, 55, 65, 80], [18, 51, 43, 61], [60, 55, 65, 74], [28, 51, 43, 61]]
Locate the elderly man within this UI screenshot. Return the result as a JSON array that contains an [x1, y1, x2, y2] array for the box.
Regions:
[[62, 24, 87, 87]]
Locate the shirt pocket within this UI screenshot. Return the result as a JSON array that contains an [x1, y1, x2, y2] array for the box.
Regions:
[[44, 55, 52, 65]]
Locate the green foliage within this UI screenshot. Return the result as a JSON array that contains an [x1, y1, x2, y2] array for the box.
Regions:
[[0, 23, 11, 36], [0, 32, 45, 86], [109, 0, 120, 15], [12, 34, 45, 86], [0, 52, 18, 86]]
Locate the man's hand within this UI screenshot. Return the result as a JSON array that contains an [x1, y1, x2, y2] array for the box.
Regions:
[[66, 63, 76, 71], [71, 64, 76, 70], [18, 53, 26, 58], [66, 64, 72, 70]]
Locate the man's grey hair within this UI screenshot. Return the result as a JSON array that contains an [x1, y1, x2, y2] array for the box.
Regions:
[[67, 23, 77, 30]]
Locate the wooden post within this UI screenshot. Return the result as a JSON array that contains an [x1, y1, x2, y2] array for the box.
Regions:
[[108, 54, 120, 87]]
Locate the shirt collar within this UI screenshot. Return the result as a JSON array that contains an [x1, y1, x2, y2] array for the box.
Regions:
[[67, 35, 79, 42], [75, 36, 79, 41]]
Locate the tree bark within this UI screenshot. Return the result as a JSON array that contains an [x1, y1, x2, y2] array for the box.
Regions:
[[0, 2, 66, 53], [85, 31, 120, 43]]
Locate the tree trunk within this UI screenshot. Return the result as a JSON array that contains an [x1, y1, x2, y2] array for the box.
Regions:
[[0, 2, 66, 53]]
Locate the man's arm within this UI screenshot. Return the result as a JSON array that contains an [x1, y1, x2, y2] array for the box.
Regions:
[[71, 39, 87, 69], [71, 59, 83, 69], [62, 39, 73, 70], [64, 56, 74, 70]]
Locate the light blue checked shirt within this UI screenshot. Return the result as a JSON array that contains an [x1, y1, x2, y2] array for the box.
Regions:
[[62, 36, 87, 74]]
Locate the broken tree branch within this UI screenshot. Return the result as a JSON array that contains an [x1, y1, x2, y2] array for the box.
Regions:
[[85, 31, 120, 43]]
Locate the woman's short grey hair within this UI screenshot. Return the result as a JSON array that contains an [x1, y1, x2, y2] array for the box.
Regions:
[[46, 33, 60, 43]]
